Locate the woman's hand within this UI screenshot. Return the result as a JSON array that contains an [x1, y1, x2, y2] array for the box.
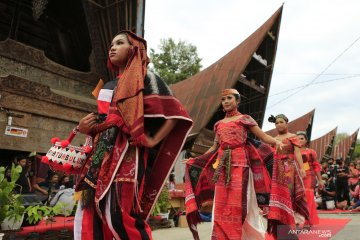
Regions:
[[275, 140, 284, 151], [40, 189, 48, 196], [182, 158, 192, 164], [140, 135, 158, 148], [300, 168, 306, 178], [318, 181, 324, 190], [78, 113, 98, 134]]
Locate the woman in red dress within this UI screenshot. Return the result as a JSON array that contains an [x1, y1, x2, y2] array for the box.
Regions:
[[184, 89, 282, 240], [74, 31, 192, 240], [267, 114, 308, 238], [297, 131, 323, 227]]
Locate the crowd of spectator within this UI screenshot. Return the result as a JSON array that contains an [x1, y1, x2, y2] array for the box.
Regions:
[[3, 152, 360, 223], [3, 153, 76, 216], [316, 157, 360, 211]]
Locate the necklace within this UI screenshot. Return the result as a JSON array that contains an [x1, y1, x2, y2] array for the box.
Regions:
[[225, 109, 241, 118]]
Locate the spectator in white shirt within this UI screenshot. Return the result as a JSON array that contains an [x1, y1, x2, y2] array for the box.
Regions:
[[49, 181, 75, 216]]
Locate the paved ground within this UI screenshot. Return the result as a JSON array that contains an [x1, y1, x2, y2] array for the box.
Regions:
[[326, 213, 360, 240], [152, 213, 360, 240]]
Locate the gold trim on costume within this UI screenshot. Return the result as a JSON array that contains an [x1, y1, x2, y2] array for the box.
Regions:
[[113, 177, 137, 183], [84, 178, 96, 188]]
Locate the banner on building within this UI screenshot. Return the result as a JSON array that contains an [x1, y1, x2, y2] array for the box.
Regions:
[[5, 126, 28, 138]]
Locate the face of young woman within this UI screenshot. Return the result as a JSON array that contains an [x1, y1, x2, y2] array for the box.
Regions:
[[275, 118, 288, 133], [108, 34, 131, 68], [221, 94, 239, 112], [297, 135, 307, 147]]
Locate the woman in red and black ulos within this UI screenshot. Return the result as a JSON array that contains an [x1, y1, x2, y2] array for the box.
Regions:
[[74, 31, 192, 240]]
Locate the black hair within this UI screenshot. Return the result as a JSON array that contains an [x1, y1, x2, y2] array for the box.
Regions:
[[16, 154, 28, 161], [169, 173, 175, 181], [268, 115, 276, 123], [268, 114, 289, 123], [296, 131, 308, 141], [64, 181, 73, 189]]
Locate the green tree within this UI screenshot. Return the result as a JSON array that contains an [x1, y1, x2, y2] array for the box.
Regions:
[[334, 133, 349, 145], [150, 38, 202, 85]]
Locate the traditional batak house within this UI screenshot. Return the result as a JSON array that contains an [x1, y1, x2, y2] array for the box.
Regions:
[[0, 0, 145, 164], [333, 129, 359, 163], [170, 7, 284, 182], [310, 127, 337, 163], [172, 6, 283, 155]]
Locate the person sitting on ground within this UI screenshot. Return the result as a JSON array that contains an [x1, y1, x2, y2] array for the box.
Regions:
[[355, 163, 360, 183], [315, 186, 322, 209], [349, 181, 360, 211], [318, 174, 336, 210], [59, 175, 71, 189], [30, 156, 51, 201], [348, 162, 359, 192], [38, 172, 60, 204], [49, 181, 76, 216]]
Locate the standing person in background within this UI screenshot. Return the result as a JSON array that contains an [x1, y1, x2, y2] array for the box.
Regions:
[[334, 158, 350, 209], [74, 30, 192, 240], [169, 173, 176, 191], [15, 155, 31, 194], [297, 131, 323, 227], [326, 158, 336, 180], [267, 114, 308, 238], [321, 162, 328, 175], [184, 89, 283, 240]]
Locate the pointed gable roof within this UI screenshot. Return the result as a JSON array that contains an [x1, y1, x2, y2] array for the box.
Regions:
[[265, 109, 315, 137], [171, 6, 283, 136], [310, 127, 338, 162], [333, 129, 359, 162]]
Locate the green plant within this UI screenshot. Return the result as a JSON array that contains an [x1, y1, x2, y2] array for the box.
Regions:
[[25, 205, 44, 225], [0, 164, 25, 227], [151, 185, 170, 216], [25, 204, 63, 225]]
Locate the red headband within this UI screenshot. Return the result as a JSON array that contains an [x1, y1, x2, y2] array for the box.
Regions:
[[221, 88, 240, 96]]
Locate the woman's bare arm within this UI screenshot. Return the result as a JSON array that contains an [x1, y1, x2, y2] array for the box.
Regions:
[[249, 125, 282, 149], [144, 119, 178, 148]]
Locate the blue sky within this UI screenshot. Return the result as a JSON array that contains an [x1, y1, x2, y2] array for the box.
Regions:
[[144, 0, 360, 140]]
